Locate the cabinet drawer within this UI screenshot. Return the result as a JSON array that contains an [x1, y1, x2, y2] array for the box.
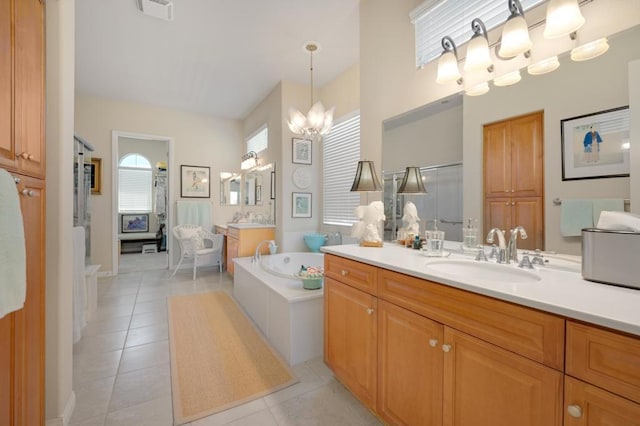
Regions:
[[378, 268, 565, 370], [324, 254, 377, 295], [566, 321, 640, 403], [227, 226, 239, 239]]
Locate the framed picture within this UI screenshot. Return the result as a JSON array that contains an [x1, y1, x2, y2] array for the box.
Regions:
[[292, 138, 312, 164], [292, 192, 312, 218], [181, 165, 210, 198], [270, 170, 276, 200], [121, 214, 149, 233], [561, 106, 630, 181], [256, 185, 262, 202], [89, 157, 102, 195]]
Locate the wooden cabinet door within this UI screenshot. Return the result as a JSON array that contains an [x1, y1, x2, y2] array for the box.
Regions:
[[443, 328, 563, 426], [513, 197, 543, 250], [564, 376, 640, 426], [324, 277, 377, 408], [13, 0, 44, 178], [0, 0, 17, 171], [483, 121, 511, 198], [511, 112, 543, 197], [484, 197, 512, 236], [378, 300, 443, 426], [226, 236, 238, 275]]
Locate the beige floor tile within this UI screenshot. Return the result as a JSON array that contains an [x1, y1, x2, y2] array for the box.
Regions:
[[104, 395, 173, 426], [69, 413, 106, 426], [73, 349, 123, 386], [133, 298, 167, 315], [98, 294, 138, 307], [190, 398, 267, 426], [73, 331, 127, 356], [224, 408, 278, 426], [124, 323, 168, 348], [108, 364, 171, 412], [119, 340, 170, 374], [130, 310, 168, 328], [94, 305, 134, 321], [82, 316, 132, 337], [68, 376, 116, 423], [304, 358, 334, 379], [262, 370, 333, 408]]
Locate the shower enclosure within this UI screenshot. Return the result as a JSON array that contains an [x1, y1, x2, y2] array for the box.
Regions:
[[74, 135, 94, 264]]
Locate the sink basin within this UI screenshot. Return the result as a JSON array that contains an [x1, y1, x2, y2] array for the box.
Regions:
[[424, 259, 541, 284]]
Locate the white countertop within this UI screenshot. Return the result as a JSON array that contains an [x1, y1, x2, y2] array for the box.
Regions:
[[226, 223, 276, 229], [321, 242, 640, 337]]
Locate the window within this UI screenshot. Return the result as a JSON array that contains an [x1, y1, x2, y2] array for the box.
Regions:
[[246, 126, 268, 154], [411, 0, 544, 69], [323, 113, 361, 226], [118, 153, 152, 213]]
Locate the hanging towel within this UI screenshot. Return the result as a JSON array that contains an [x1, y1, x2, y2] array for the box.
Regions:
[[560, 199, 593, 237], [176, 200, 212, 230], [592, 198, 624, 224], [72, 226, 87, 343], [597, 211, 640, 232], [0, 169, 26, 319]]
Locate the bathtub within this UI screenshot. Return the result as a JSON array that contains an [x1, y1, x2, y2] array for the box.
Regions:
[[233, 253, 324, 365]]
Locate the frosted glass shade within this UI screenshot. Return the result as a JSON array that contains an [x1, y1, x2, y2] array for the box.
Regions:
[[571, 38, 609, 62], [494, 70, 521, 87], [287, 102, 335, 137], [464, 35, 492, 72], [351, 161, 382, 192], [436, 51, 462, 84], [465, 82, 490, 96], [499, 15, 532, 58], [527, 56, 560, 75], [398, 167, 427, 194], [544, 0, 585, 39]]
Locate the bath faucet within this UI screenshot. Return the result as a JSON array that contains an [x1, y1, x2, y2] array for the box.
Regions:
[[486, 228, 507, 263], [253, 240, 275, 263], [507, 226, 528, 263]]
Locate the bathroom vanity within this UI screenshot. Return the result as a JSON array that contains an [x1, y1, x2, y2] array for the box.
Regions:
[[322, 243, 640, 425], [224, 223, 275, 276]]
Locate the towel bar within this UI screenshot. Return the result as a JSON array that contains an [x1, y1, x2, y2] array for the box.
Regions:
[[553, 198, 630, 207]]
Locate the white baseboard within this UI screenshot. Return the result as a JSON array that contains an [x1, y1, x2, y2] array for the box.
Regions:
[[45, 390, 76, 426]]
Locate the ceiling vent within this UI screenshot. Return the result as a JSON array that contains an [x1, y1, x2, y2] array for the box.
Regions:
[[137, 0, 174, 21]]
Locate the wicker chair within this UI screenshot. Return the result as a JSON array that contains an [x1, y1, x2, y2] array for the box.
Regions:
[[172, 225, 224, 279]]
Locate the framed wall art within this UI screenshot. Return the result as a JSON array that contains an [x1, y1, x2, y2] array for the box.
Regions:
[[561, 106, 630, 181], [292, 192, 312, 218], [88, 157, 102, 195], [121, 214, 149, 233], [292, 138, 312, 164], [181, 165, 211, 198]]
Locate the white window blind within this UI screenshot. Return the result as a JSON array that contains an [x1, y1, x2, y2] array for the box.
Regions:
[[118, 154, 153, 213], [246, 126, 268, 154], [411, 0, 544, 68], [323, 114, 361, 226]]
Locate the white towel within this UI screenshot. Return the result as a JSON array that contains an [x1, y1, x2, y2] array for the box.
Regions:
[[0, 169, 26, 319], [72, 226, 87, 343], [592, 199, 624, 224], [560, 199, 593, 237], [597, 211, 640, 232], [176, 201, 212, 230]]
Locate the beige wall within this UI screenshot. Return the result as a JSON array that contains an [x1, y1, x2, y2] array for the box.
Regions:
[[631, 59, 640, 214], [75, 94, 243, 274]]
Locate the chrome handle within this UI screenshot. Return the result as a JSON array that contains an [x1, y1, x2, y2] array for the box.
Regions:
[[341, 270, 348, 276], [13, 176, 20, 184], [366, 308, 374, 315], [567, 404, 582, 418], [428, 339, 438, 348], [442, 344, 452, 353], [21, 189, 35, 197]]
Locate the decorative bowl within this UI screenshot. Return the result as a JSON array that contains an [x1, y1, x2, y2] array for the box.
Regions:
[[303, 233, 328, 252], [296, 265, 324, 290]]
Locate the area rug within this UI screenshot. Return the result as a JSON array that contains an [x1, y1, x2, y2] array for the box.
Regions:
[[168, 291, 298, 425]]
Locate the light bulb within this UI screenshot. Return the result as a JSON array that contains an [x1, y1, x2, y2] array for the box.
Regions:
[[544, 0, 585, 39], [500, 15, 532, 58]]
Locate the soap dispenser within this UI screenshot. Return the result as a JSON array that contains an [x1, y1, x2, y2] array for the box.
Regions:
[[462, 218, 478, 251]]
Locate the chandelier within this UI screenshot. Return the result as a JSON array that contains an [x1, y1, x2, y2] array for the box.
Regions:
[[287, 43, 335, 139]]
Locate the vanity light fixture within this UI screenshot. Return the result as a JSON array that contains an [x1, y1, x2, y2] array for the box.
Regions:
[[499, 0, 532, 59], [543, 0, 585, 40], [287, 43, 335, 139], [241, 151, 258, 171], [463, 18, 494, 74], [436, 36, 463, 85], [493, 70, 522, 87], [527, 56, 560, 75], [350, 160, 383, 192], [465, 81, 490, 96], [571, 37, 609, 62], [397, 166, 427, 194]]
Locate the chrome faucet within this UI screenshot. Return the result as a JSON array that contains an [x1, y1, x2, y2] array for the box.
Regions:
[[507, 226, 528, 263], [486, 228, 507, 263], [253, 239, 275, 263]]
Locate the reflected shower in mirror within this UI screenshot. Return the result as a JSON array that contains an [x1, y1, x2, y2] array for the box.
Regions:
[[219, 172, 241, 206], [241, 163, 275, 224]]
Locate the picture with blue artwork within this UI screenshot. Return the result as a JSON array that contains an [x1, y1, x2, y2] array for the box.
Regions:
[[121, 214, 149, 233]]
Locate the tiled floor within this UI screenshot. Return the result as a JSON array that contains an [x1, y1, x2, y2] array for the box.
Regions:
[[70, 256, 381, 426]]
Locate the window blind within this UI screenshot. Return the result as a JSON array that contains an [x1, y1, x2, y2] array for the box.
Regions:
[[322, 114, 361, 226], [246, 126, 268, 154], [118, 168, 153, 213], [411, 0, 544, 69]]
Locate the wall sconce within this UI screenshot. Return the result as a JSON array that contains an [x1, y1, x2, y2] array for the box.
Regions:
[[499, 0, 532, 59], [527, 56, 560, 75], [571, 37, 609, 61], [350, 160, 383, 192], [465, 81, 490, 97], [544, 0, 585, 39], [241, 151, 258, 170], [493, 70, 522, 87], [397, 166, 427, 194], [436, 36, 463, 85], [464, 18, 493, 74]]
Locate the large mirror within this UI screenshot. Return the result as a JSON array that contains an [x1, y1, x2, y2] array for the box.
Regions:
[[242, 163, 275, 223], [219, 172, 241, 205]]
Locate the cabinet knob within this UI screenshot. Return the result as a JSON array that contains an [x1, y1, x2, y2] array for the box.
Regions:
[[428, 339, 438, 348], [341, 270, 348, 276], [18, 152, 33, 160], [504, 189, 509, 193], [21, 189, 35, 197], [442, 344, 452, 353], [567, 404, 583, 418], [505, 202, 510, 206], [511, 189, 515, 192], [511, 202, 515, 206], [366, 308, 374, 315]]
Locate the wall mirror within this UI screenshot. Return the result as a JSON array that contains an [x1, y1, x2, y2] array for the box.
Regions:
[[219, 172, 241, 205], [242, 163, 275, 223]]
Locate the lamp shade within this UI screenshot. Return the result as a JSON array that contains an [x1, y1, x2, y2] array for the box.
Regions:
[[465, 81, 490, 96], [436, 51, 462, 84], [544, 0, 585, 39], [571, 38, 609, 62], [527, 56, 560, 75], [397, 167, 427, 194], [493, 70, 521, 87], [464, 35, 493, 73], [350, 160, 382, 192], [499, 14, 532, 58]]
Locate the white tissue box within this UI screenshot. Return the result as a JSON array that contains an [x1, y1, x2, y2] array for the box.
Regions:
[[582, 228, 640, 289]]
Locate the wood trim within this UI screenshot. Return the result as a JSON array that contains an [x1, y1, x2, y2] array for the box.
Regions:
[[564, 376, 640, 425]]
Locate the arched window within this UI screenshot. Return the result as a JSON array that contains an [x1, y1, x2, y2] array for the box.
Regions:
[[118, 153, 152, 213]]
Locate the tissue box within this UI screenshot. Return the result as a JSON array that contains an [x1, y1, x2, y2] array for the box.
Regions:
[[582, 228, 640, 289]]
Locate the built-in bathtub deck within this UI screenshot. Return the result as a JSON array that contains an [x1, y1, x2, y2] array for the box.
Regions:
[[233, 255, 323, 365]]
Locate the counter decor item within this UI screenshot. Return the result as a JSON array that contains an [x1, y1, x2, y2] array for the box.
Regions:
[[295, 265, 323, 290]]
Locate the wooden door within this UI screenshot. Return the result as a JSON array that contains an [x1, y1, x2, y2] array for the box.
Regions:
[[483, 121, 511, 198], [14, 0, 45, 178], [513, 197, 543, 250], [0, 0, 17, 171], [484, 197, 512, 239], [564, 376, 640, 425], [510, 112, 543, 197], [324, 277, 377, 408], [443, 327, 563, 426], [377, 300, 443, 425]]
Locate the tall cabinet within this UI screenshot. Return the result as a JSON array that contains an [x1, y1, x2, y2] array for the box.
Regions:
[[0, 0, 46, 424], [484, 111, 544, 250]]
